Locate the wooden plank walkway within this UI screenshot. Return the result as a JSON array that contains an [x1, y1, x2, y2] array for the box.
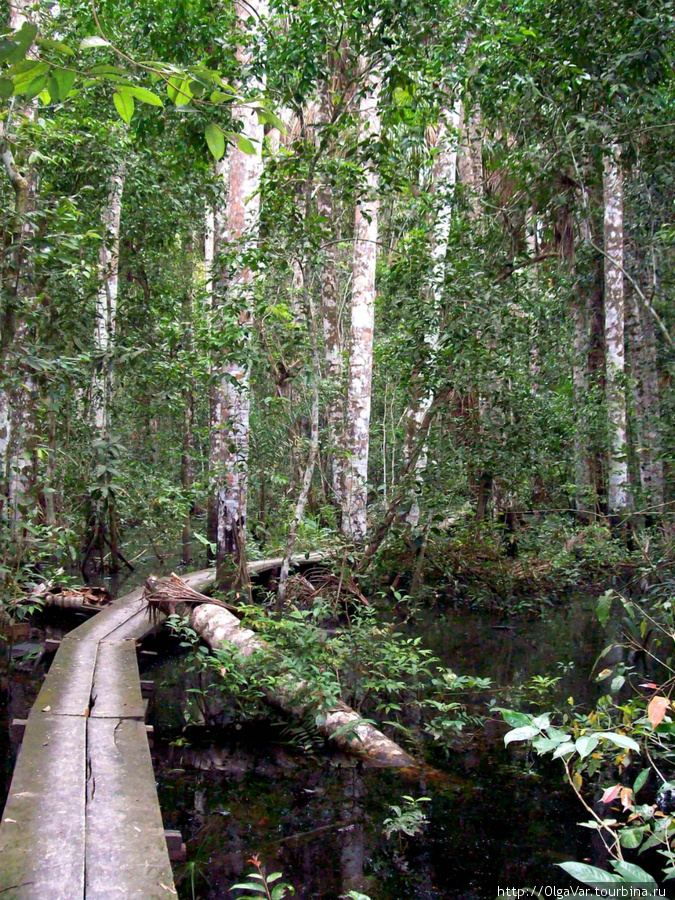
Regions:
[[0, 554, 325, 898]]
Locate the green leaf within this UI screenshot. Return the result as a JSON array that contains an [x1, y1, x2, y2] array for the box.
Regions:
[[0, 78, 14, 99], [611, 861, 657, 886], [36, 38, 75, 56], [54, 69, 75, 100], [113, 89, 134, 124], [557, 862, 623, 886], [205, 123, 225, 160], [552, 742, 576, 758], [532, 737, 561, 754], [597, 732, 640, 753], [633, 768, 650, 794], [610, 675, 625, 693], [576, 734, 599, 759], [504, 725, 540, 745], [256, 107, 286, 131], [211, 89, 237, 102], [498, 709, 531, 728], [128, 86, 163, 106], [173, 77, 192, 106], [80, 35, 110, 49], [618, 827, 645, 849], [20, 72, 49, 100], [237, 135, 256, 154], [230, 884, 267, 893], [597, 590, 613, 627]]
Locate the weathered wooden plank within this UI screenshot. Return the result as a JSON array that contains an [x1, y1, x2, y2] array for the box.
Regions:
[[33, 637, 98, 716], [85, 717, 176, 899], [90, 641, 145, 719], [67, 589, 146, 643], [0, 712, 86, 899]]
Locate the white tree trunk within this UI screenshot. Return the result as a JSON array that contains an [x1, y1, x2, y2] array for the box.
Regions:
[[403, 102, 461, 526], [92, 163, 125, 436], [341, 67, 381, 543], [214, 0, 266, 586], [603, 146, 630, 517], [628, 286, 664, 510], [317, 83, 345, 506]]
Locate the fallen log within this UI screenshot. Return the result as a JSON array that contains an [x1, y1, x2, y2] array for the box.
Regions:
[[20, 583, 113, 612], [144, 573, 415, 768]]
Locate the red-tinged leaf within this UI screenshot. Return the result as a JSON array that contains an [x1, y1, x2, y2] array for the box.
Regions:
[[648, 696, 671, 729], [602, 784, 622, 804], [620, 787, 633, 810], [640, 683, 658, 689]]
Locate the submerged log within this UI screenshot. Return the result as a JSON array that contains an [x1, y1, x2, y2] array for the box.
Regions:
[[144, 573, 414, 768]]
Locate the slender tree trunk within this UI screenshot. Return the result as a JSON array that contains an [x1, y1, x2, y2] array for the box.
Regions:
[[277, 268, 320, 609], [92, 162, 125, 436], [181, 238, 195, 566], [214, 0, 266, 591], [341, 66, 381, 543], [317, 83, 344, 508], [603, 146, 630, 518], [403, 103, 461, 526], [628, 281, 663, 512]]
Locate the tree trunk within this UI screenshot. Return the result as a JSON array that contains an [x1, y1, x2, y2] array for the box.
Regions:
[[603, 147, 630, 518], [342, 66, 381, 544], [92, 162, 125, 436], [317, 83, 344, 508], [628, 282, 663, 512], [402, 102, 461, 526], [213, 1, 266, 591], [277, 266, 321, 610], [181, 238, 195, 566], [145, 573, 415, 768]]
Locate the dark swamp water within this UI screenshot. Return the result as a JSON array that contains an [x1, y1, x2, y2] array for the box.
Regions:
[[0, 565, 623, 899], [143, 591, 611, 900]]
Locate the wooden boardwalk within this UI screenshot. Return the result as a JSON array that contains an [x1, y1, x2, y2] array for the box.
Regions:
[[0, 554, 325, 898]]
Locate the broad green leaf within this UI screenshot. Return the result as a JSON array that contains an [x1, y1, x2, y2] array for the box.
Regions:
[[546, 727, 572, 744], [90, 64, 126, 75], [37, 88, 50, 104], [552, 742, 576, 758], [0, 78, 13, 99], [504, 725, 539, 745], [0, 40, 20, 65], [36, 38, 75, 56], [532, 713, 551, 730], [211, 89, 237, 102], [611, 860, 657, 886], [237, 135, 256, 154], [532, 736, 561, 754], [597, 732, 640, 753], [113, 89, 134, 124], [80, 35, 110, 49], [166, 76, 181, 103], [618, 827, 645, 849], [610, 675, 625, 693], [256, 107, 286, 131], [174, 77, 192, 106], [633, 768, 650, 794], [19, 72, 49, 100], [54, 69, 75, 100], [205, 123, 225, 160], [576, 734, 599, 758], [597, 590, 613, 627], [498, 709, 531, 728], [230, 884, 267, 893], [128, 86, 163, 106], [558, 862, 623, 886]]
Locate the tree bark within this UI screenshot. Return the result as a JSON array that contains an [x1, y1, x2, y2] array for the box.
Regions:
[[402, 103, 461, 526], [213, 1, 266, 591], [317, 83, 344, 508], [628, 280, 663, 511], [603, 147, 630, 518], [342, 66, 381, 543], [277, 265, 321, 610], [92, 162, 125, 436]]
